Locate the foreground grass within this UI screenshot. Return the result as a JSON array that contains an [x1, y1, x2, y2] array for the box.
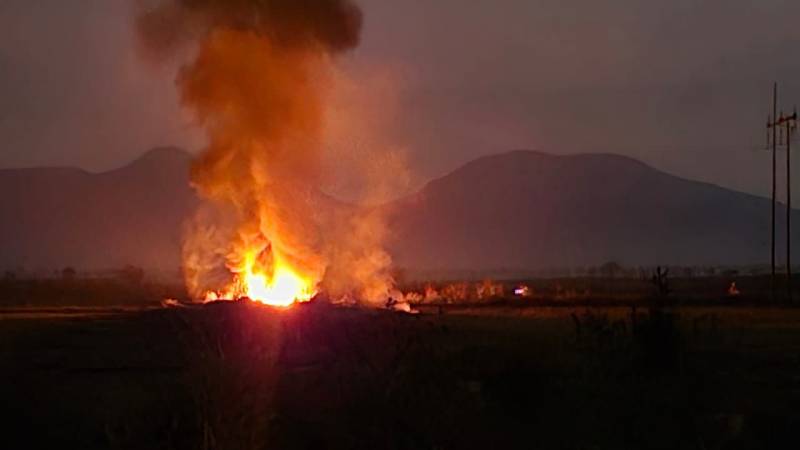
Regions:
[[1, 303, 799, 449]]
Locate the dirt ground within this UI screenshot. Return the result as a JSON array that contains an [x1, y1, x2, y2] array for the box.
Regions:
[[1, 302, 799, 449]]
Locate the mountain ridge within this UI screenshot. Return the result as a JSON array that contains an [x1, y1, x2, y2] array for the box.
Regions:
[[0, 147, 792, 274], [385, 149, 794, 271]]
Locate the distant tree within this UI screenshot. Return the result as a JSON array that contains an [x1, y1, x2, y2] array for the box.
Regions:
[[61, 267, 77, 280], [599, 261, 623, 279], [651, 266, 671, 297], [118, 265, 145, 285]]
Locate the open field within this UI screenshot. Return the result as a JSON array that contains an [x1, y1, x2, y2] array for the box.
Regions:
[[2, 302, 800, 449], [3, 273, 798, 308]]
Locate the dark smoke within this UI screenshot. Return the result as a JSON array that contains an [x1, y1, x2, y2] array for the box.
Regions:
[[136, 0, 362, 58]]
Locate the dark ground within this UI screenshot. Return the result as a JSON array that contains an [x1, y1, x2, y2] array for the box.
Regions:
[[1, 302, 800, 449]]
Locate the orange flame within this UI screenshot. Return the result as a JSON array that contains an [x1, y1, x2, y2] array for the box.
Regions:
[[203, 250, 315, 307]]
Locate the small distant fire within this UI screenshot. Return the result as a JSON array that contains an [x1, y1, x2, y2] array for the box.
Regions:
[[514, 285, 531, 297], [403, 280, 508, 304]]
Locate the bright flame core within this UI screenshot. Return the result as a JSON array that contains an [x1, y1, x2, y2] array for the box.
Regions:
[[203, 250, 315, 307], [243, 266, 314, 307]]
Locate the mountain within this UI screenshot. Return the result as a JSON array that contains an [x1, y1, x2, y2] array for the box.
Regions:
[[0, 148, 792, 276], [384, 150, 796, 272], [0, 147, 195, 274]]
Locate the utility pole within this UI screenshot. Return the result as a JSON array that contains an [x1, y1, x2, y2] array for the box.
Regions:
[[766, 85, 797, 302], [769, 83, 778, 301], [779, 108, 798, 301]]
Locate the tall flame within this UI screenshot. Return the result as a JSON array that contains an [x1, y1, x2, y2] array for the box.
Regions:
[[136, 1, 398, 307]]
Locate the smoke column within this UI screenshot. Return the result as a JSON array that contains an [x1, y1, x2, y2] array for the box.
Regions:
[[135, 0, 396, 303]]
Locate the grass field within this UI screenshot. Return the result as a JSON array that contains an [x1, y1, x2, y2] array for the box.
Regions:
[[2, 301, 800, 449]]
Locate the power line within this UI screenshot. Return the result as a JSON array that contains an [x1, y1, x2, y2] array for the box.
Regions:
[[766, 84, 798, 302], [779, 107, 797, 301]]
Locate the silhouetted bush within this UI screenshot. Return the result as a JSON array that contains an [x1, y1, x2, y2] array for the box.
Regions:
[[61, 267, 76, 280]]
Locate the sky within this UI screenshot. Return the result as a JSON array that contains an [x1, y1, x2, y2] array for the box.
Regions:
[[1, 0, 800, 201]]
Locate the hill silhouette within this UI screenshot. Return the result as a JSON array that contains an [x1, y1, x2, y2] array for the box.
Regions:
[[385, 150, 794, 272], [0, 148, 792, 275], [0, 147, 195, 274]]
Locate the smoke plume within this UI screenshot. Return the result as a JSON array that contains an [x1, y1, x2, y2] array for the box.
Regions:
[[136, 0, 361, 57], [135, 0, 396, 304]]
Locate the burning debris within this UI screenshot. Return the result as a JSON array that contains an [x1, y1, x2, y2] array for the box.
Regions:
[[161, 298, 184, 308], [401, 280, 509, 305], [384, 295, 417, 314], [477, 279, 505, 299], [136, 0, 395, 307], [200, 249, 315, 307]]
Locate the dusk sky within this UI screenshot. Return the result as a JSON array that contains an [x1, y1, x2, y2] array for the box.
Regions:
[[2, 0, 799, 201]]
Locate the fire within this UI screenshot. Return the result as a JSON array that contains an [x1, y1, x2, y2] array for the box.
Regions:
[[138, 1, 397, 307], [203, 251, 316, 307], [243, 266, 315, 307]]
